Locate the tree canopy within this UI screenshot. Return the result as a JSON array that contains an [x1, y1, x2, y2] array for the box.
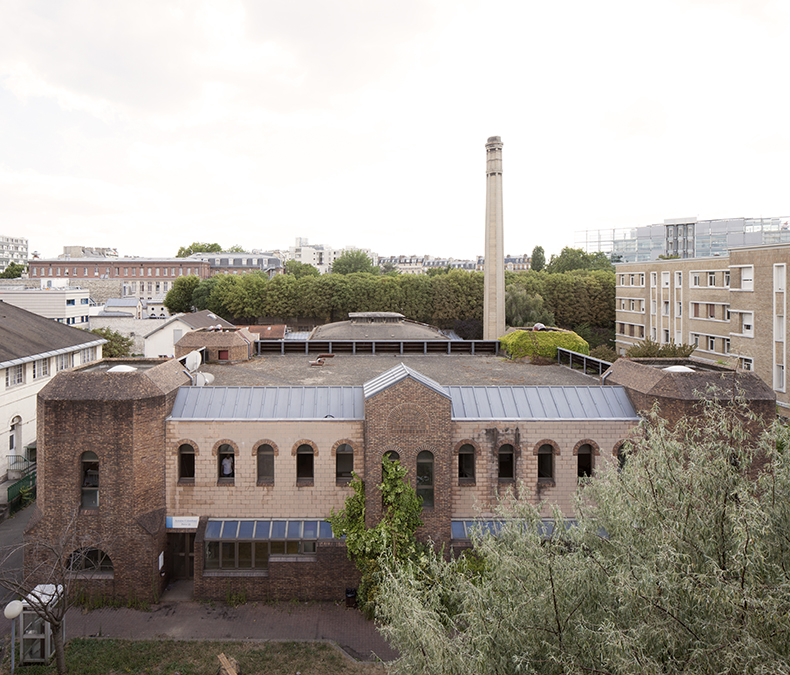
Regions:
[[163, 274, 201, 314], [175, 242, 222, 257], [284, 260, 320, 278], [530, 245, 545, 272], [331, 250, 376, 275], [377, 401, 790, 675], [0, 261, 26, 278], [546, 247, 614, 273], [89, 327, 134, 357]]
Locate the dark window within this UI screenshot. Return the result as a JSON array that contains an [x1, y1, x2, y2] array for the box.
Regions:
[[416, 451, 434, 508], [458, 444, 475, 482], [335, 444, 353, 483], [179, 444, 195, 481], [81, 451, 99, 508], [498, 444, 514, 480], [68, 547, 113, 573], [538, 444, 554, 482], [257, 444, 274, 484], [296, 444, 314, 482], [577, 444, 593, 479], [617, 445, 628, 472], [218, 444, 234, 481]]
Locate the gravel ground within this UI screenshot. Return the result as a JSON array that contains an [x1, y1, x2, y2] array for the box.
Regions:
[[201, 354, 599, 388]]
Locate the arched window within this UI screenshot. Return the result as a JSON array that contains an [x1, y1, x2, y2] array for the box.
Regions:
[[498, 444, 514, 480], [81, 451, 99, 508], [577, 444, 593, 478], [68, 547, 113, 573], [335, 444, 353, 483], [616, 444, 628, 472], [257, 444, 274, 484], [538, 444, 554, 483], [179, 444, 195, 481], [458, 444, 475, 482], [296, 444, 314, 482], [9, 416, 21, 454], [218, 444, 234, 481], [416, 451, 434, 508]]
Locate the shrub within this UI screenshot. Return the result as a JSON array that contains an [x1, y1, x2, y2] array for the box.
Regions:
[[625, 338, 695, 358], [500, 329, 589, 360], [590, 344, 618, 363]]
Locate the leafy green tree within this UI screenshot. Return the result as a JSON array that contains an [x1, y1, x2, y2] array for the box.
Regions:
[[530, 245, 545, 272], [191, 276, 218, 311], [222, 272, 268, 321], [163, 275, 201, 314], [226, 244, 245, 253], [329, 455, 424, 617], [90, 327, 134, 357], [546, 247, 613, 273], [331, 250, 376, 275], [175, 242, 222, 258], [505, 285, 555, 327], [379, 261, 400, 275], [0, 262, 26, 278], [378, 401, 790, 675], [284, 260, 320, 278]]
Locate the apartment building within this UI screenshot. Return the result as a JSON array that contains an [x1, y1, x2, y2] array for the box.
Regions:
[[0, 235, 28, 273], [615, 242, 790, 414]]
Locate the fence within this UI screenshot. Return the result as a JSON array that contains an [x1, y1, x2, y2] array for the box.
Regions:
[[556, 348, 612, 378]]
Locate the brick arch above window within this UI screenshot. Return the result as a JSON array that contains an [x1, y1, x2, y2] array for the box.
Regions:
[[291, 439, 319, 457], [453, 439, 480, 455], [251, 439, 279, 457], [612, 439, 632, 457], [572, 439, 600, 456], [330, 439, 358, 457], [493, 438, 520, 454], [172, 439, 200, 456], [211, 439, 239, 456], [532, 439, 561, 456]]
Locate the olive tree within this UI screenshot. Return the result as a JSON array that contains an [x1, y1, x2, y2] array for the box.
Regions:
[[377, 400, 790, 675]]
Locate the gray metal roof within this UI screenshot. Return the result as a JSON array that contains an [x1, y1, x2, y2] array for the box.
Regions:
[[170, 386, 365, 421], [447, 385, 639, 420], [363, 362, 449, 400]]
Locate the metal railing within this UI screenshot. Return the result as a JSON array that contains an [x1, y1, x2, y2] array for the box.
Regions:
[[7, 472, 36, 504], [557, 348, 612, 378], [255, 339, 501, 356]]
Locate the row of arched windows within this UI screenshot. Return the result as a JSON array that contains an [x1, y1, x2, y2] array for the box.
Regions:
[[177, 442, 355, 485]]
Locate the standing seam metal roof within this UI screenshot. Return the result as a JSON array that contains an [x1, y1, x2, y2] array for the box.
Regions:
[[447, 385, 638, 420], [170, 386, 365, 420], [363, 363, 449, 400]]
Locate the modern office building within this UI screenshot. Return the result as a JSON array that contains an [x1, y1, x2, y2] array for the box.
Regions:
[[578, 216, 790, 263]]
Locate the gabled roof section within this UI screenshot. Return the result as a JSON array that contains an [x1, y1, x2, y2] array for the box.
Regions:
[[143, 310, 234, 339], [170, 385, 364, 420], [363, 362, 450, 400], [448, 385, 639, 420], [0, 301, 106, 368]]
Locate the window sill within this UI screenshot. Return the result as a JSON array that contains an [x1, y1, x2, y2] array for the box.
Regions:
[[458, 478, 476, 487], [257, 479, 274, 487], [80, 508, 99, 515], [178, 478, 195, 486], [216, 480, 235, 487], [296, 479, 314, 487], [270, 555, 317, 563], [537, 479, 556, 488], [203, 570, 269, 578], [497, 478, 515, 484]]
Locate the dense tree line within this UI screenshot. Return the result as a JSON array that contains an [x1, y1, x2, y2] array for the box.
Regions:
[[165, 266, 615, 331]]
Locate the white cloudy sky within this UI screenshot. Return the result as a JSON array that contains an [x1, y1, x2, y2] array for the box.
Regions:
[[2, 0, 789, 261]]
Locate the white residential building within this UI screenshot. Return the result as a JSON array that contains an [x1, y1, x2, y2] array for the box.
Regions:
[[0, 235, 28, 273], [0, 301, 105, 487]]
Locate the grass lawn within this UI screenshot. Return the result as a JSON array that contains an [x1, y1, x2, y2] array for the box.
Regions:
[[2, 638, 388, 674]]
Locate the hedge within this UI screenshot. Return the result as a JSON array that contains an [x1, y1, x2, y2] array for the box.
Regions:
[[499, 329, 589, 360]]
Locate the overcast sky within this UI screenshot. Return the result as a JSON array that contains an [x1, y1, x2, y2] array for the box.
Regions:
[[2, 0, 789, 262]]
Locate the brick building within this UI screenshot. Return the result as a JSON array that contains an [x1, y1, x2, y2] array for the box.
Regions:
[[615, 242, 790, 415], [26, 359, 639, 603]]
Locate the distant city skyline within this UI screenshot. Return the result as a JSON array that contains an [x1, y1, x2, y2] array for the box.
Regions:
[[3, 1, 789, 262]]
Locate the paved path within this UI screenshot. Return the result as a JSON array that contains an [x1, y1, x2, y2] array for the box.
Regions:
[[65, 600, 397, 662], [0, 506, 397, 662]]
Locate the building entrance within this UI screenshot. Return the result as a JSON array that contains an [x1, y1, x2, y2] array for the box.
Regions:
[[169, 533, 195, 579]]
